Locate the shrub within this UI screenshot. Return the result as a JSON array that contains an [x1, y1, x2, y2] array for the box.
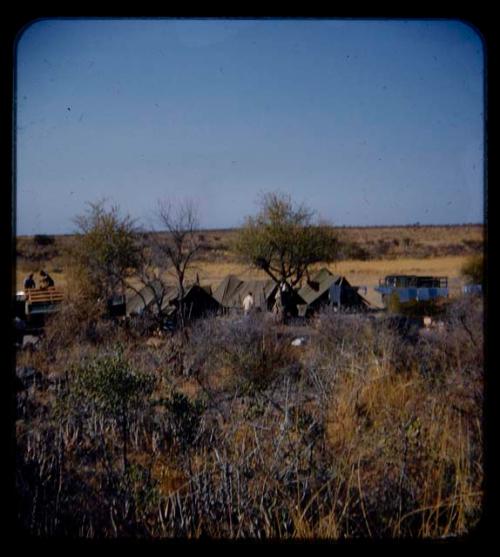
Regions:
[[33, 234, 55, 246], [389, 296, 448, 318], [164, 391, 204, 450], [41, 295, 121, 353], [69, 345, 156, 472], [337, 241, 370, 261], [461, 253, 484, 285], [187, 313, 297, 393], [15, 288, 484, 539]]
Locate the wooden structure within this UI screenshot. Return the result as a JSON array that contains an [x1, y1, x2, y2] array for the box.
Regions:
[[25, 287, 64, 315]]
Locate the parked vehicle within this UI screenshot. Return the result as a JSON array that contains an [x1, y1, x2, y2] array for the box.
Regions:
[[375, 275, 448, 307]]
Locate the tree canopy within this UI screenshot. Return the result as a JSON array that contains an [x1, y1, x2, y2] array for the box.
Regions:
[[71, 200, 141, 302], [234, 192, 339, 289]]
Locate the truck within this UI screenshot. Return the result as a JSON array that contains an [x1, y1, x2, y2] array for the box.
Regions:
[[375, 275, 448, 307], [14, 287, 65, 343]]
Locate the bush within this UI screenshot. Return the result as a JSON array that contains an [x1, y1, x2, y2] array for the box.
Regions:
[[337, 241, 371, 261], [187, 313, 297, 393], [69, 346, 156, 470], [33, 234, 55, 246], [461, 253, 484, 285], [164, 391, 204, 450], [15, 289, 484, 539], [387, 294, 448, 318], [41, 295, 123, 353]]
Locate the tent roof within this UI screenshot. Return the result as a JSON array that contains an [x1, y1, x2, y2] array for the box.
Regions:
[[126, 279, 165, 315], [213, 275, 277, 309], [297, 268, 343, 305], [235, 279, 277, 309], [127, 281, 214, 315], [212, 275, 244, 306]]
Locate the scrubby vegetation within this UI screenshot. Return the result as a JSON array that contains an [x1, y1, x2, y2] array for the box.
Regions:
[[15, 294, 483, 539], [16, 224, 484, 282], [460, 253, 484, 285]]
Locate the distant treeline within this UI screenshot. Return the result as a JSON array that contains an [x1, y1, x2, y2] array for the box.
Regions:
[[16, 222, 483, 240]]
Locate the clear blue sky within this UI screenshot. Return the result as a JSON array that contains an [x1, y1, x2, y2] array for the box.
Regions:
[[15, 18, 484, 235]]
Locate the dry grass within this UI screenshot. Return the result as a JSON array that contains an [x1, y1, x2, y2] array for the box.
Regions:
[[186, 256, 473, 308], [14, 222, 484, 540], [336, 224, 483, 245], [15, 225, 483, 294], [15, 295, 483, 539]]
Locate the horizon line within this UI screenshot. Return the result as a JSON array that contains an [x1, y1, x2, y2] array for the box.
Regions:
[[15, 222, 485, 238]]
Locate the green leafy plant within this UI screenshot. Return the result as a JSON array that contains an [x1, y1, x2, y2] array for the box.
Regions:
[[234, 192, 339, 289], [71, 200, 141, 302], [71, 345, 156, 472]]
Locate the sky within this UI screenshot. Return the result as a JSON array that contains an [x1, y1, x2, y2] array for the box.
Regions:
[[15, 18, 485, 235]]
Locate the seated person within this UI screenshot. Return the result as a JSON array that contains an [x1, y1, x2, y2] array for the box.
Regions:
[[39, 270, 55, 289], [23, 273, 36, 289]]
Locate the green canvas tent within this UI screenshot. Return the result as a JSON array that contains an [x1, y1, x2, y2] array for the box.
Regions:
[[126, 279, 168, 316], [235, 279, 278, 311], [297, 268, 370, 316], [212, 275, 244, 307], [126, 280, 219, 320], [213, 275, 278, 312], [168, 284, 220, 322]]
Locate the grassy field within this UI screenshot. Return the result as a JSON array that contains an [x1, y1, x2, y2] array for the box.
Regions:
[[15, 224, 483, 308], [14, 224, 484, 539]]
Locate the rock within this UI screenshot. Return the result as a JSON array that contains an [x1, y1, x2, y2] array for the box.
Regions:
[[291, 337, 307, 347]]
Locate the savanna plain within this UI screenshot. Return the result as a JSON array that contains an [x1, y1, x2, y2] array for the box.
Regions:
[[15, 224, 484, 539]]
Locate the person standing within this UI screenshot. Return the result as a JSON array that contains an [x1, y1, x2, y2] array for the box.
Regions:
[[242, 291, 254, 315], [273, 287, 284, 323]]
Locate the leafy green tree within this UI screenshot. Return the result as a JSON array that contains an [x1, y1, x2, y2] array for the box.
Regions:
[[235, 192, 339, 290], [71, 345, 156, 473], [71, 200, 141, 303]]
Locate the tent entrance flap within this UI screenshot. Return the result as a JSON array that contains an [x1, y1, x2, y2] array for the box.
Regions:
[[329, 284, 342, 306]]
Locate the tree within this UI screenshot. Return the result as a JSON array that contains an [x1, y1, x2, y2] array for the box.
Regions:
[[70, 345, 155, 473], [128, 231, 171, 326], [154, 199, 201, 329], [235, 192, 339, 291], [71, 200, 141, 304]]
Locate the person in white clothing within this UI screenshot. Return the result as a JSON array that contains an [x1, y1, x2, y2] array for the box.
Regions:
[[242, 292, 254, 315]]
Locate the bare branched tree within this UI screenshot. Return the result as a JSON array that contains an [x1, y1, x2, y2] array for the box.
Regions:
[[155, 199, 201, 328], [126, 231, 171, 324]]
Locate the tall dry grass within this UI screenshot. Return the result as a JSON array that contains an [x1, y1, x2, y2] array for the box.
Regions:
[[15, 293, 483, 539]]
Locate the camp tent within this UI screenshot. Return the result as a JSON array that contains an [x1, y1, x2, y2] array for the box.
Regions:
[[126, 279, 168, 316], [168, 284, 220, 322], [236, 279, 278, 311], [126, 280, 220, 321], [212, 275, 244, 308], [297, 268, 370, 316], [213, 275, 278, 312]]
